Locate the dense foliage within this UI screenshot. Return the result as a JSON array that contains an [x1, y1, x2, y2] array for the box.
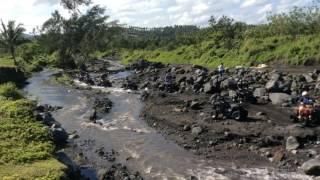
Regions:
[[116, 1, 320, 67], [40, 3, 117, 69], [115, 25, 200, 50], [2, 0, 320, 70]]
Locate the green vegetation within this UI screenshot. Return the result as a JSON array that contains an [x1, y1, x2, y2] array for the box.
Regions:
[[0, 159, 67, 179], [0, 83, 67, 179], [16, 41, 58, 73], [0, 20, 26, 71], [2, 0, 320, 71], [113, 1, 320, 67], [120, 34, 320, 67], [40, 1, 118, 69], [0, 82, 23, 100], [0, 55, 15, 68]]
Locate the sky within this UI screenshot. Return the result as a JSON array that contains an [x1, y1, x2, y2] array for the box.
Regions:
[[0, 0, 314, 33]]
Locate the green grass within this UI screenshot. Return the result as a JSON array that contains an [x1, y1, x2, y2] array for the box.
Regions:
[[0, 83, 67, 179], [120, 34, 320, 68], [0, 55, 15, 68], [0, 83, 23, 100], [0, 42, 60, 73], [0, 159, 67, 180]]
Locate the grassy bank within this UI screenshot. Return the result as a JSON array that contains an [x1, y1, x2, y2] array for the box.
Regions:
[[119, 34, 320, 68], [0, 55, 15, 68], [0, 41, 59, 74], [0, 83, 67, 179]]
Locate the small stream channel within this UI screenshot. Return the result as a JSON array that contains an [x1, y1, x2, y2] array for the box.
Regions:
[[24, 68, 311, 180]]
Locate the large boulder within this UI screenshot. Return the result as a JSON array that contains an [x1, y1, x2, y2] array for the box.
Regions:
[[294, 74, 306, 82], [50, 126, 68, 145], [191, 126, 203, 135], [286, 136, 300, 151], [301, 158, 320, 176], [195, 76, 205, 84], [94, 97, 113, 114], [303, 74, 314, 83], [221, 79, 237, 90], [270, 73, 281, 81], [186, 76, 194, 85], [175, 68, 186, 74], [265, 79, 278, 91], [176, 76, 187, 84], [269, 93, 292, 105], [190, 101, 201, 110], [229, 90, 237, 98], [97, 79, 112, 87], [265, 73, 283, 91], [41, 112, 55, 126], [290, 81, 299, 91], [203, 82, 214, 94], [254, 88, 267, 97], [278, 81, 291, 93]]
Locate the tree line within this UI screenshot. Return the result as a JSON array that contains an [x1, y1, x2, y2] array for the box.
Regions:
[[1, 0, 320, 71]]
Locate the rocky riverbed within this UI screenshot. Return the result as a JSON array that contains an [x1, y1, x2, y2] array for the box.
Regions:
[[124, 60, 320, 177], [23, 58, 320, 179]]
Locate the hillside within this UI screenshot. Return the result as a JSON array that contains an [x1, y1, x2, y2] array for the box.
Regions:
[[121, 34, 320, 68]]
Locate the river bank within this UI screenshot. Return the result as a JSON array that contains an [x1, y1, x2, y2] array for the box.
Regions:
[[0, 81, 68, 178]]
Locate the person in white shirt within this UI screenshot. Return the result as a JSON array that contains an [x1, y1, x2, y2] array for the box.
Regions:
[[218, 63, 225, 76]]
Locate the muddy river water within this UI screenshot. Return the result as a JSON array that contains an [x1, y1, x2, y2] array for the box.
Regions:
[[24, 69, 311, 180]]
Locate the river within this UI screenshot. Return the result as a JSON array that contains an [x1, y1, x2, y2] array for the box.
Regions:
[[23, 68, 311, 180]]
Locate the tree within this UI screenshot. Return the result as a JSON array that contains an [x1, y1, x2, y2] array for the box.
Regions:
[[209, 16, 217, 31], [0, 20, 26, 71], [61, 0, 92, 12], [41, 5, 117, 68]]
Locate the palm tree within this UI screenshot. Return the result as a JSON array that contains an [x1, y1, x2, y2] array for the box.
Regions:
[[0, 20, 25, 71]]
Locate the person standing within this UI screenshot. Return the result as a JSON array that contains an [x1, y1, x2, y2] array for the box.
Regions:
[[218, 63, 225, 76], [164, 72, 173, 92]]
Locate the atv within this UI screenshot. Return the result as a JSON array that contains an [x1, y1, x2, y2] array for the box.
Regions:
[[290, 103, 320, 126], [211, 100, 248, 121]]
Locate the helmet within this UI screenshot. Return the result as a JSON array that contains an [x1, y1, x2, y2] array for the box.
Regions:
[[302, 91, 308, 96]]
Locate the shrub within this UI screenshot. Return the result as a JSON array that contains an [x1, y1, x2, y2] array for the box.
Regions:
[[0, 83, 22, 100], [0, 99, 34, 119]]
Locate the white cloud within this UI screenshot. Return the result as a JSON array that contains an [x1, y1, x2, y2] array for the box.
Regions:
[[258, 3, 273, 14], [192, 3, 209, 15], [241, 0, 257, 8], [0, 0, 315, 32], [34, 0, 59, 5]]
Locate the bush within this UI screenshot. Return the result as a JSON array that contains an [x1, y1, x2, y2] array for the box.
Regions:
[[17, 42, 43, 63], [16, 42, 60, 73], [0, 99, 34, 118], [0, 83, 22, 100]]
